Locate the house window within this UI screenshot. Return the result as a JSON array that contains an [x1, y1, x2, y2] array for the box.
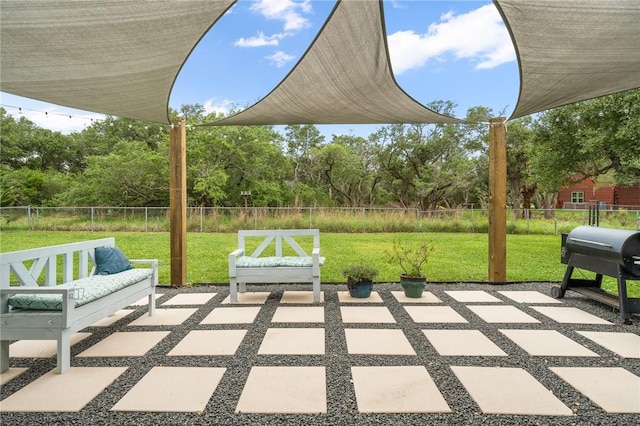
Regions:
[[571, 191, 584, 204]]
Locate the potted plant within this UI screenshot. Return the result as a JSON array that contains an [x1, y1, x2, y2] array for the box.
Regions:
[[386, 239, 435, 298], [342, 263, 379, 298]]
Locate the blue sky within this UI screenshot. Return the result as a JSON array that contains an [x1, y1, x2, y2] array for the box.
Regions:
[[1, 0, 520, 139]]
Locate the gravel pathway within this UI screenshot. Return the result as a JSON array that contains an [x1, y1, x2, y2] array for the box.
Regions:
[[1, 281, 639, 425]]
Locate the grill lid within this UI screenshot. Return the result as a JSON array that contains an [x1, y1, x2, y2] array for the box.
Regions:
[[564, 226, 640, 275]]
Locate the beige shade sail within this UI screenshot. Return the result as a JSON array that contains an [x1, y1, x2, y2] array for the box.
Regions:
[[1, 0, 638, 125], [0, 0, 236, 124], [208, 0, 463, 126], [495, 0, 640, 120]]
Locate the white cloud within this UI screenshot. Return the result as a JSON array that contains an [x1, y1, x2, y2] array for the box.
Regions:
[[234, 31, 287, 47], [388, 4, 516, 75], [203, 98, 236, 116], [265, 50, 295, 68], [250, 0, 312, 31], [389, 0, 408, 9]]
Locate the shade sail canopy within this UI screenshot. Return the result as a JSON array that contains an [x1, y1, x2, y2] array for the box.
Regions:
[[0, 0, 235, 124], [496, 0, 640, 119], [209, 1, 462, 126], [1, 0, 639, 125]]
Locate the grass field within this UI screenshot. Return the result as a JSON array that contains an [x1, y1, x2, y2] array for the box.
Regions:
[[3, 206, 639, 234], [1, 229, 634, 296]]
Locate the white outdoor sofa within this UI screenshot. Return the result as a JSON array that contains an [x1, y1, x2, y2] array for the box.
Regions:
[[0, 238, 157, 373], [228, 229, 325, 303]]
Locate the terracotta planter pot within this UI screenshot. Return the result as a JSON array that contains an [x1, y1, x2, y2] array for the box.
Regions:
[[400, 275, 426, 298]]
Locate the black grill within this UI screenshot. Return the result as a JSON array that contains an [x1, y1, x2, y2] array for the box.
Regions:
[[553, 225, 640, 324]]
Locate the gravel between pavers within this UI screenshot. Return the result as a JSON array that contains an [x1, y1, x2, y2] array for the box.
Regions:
[[1, 281, 639, 426]]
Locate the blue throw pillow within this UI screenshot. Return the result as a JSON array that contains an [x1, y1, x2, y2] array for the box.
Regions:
[[94, 246, 133, 275]]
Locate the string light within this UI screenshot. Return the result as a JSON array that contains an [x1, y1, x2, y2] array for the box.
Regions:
[[1, 104, 170, 132], [3, 105, 226, 134], [1, 103, 101, 123]]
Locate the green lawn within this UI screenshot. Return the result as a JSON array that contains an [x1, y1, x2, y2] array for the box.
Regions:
[[2, 229, 635, 296], [0, 229, 566, 282]]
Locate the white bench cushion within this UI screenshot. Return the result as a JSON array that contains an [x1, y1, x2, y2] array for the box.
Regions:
[[7, 268, 153, 311], [235, 256, 326, 268]]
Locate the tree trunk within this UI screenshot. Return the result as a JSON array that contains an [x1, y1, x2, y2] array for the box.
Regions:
[[538, 192, 557, 219], [511, 180, 522, 219]]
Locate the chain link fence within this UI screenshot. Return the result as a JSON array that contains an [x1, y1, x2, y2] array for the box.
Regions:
[[1, 206, 639, 234]]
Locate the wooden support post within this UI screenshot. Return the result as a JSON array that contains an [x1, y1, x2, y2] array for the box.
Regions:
[[169, 120, 187, 286], [488, 117, 507, 282]]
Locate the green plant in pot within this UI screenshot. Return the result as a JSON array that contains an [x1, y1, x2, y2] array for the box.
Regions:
[[342, 263, 379, 298], [386, 239, 435, 298]]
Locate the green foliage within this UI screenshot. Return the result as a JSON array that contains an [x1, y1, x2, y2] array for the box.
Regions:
[[0, 186, 16, 207], [58, 141, 170, 206], [0, 108, 76, 172], [187, 125, 290, 207], [3, 92, 640, 211], [80, 115, 167, 151], [0, 168, 72, 206], [505, 117, 537, 216], [342, 263, 379, 283], [531, 90, 640, 188], [386, 239, 436, 278], [314, 142, 372, 207], [373, 103, 491, 210], [193, 168, 228, 205]]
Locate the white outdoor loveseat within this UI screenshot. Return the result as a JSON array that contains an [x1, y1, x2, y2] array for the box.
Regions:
[[228, 229, 325, 303], [0, 238, 157, 373]]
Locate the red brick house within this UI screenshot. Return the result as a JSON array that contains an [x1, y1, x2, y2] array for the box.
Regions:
[[557, 176, 640, 209]]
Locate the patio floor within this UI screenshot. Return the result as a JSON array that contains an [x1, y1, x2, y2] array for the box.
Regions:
[[1, 282, 639, 425]]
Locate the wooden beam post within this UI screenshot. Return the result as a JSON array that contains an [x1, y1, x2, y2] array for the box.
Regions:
[[169, 120, 187, 286], [488, 117, 507, 282]]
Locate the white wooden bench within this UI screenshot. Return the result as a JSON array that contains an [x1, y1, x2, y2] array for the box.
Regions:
[[228, 229, 325, 303], [0, 238, 157, 373]]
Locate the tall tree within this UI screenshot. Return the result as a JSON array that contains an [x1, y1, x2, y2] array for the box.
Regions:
[[532, 90, 640, 185], [0, 108, 76, 172], [76, 115, 167, 154], [314, 135, 381, 207], [529, 89, 640, 213], [187, 125, 290, 207], [284, 125, 325, 206], [57, 141, 170, 206], [505, 117, 536, 218], [374, 101, 486, 209]]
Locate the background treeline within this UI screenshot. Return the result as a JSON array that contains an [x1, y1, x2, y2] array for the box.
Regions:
[[1, 91, 638, 215]]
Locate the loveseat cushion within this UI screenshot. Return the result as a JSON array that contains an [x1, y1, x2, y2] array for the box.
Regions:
[[7, 268, 153, 311], [95, 246, 133, 275], [235, 256, 326, 268]]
